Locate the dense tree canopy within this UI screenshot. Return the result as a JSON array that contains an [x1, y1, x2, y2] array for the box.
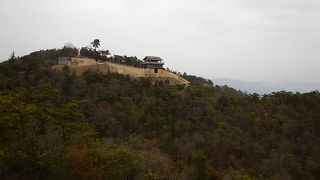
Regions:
[[0, 48, 319, 179]]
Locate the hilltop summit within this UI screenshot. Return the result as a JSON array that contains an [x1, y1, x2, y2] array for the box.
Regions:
[[53, 56, 189, 85]]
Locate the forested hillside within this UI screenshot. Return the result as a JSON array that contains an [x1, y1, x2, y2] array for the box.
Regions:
[[0, 48, 319, 180]]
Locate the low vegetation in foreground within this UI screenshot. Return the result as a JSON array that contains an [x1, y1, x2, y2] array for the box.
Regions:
[[0, 47, 319, 180]]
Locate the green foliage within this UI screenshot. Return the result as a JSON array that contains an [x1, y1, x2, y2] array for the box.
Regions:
[[191, 151, 210, 179], [99, 91, 117, 104], [143, 172, 166, 180], [0, 85, 95, 179], [102, 148, 142, 179], [191, 151, 222, 180], [227, 168, 268, 180]]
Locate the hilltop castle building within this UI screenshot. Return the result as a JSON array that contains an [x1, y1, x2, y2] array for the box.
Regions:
[[141, 56, 164, 73]]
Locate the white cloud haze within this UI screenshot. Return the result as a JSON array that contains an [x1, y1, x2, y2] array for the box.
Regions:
[[0, 0, 319, 83]]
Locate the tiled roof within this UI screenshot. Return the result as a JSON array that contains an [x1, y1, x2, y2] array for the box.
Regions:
[[143, 56, 163, 61]]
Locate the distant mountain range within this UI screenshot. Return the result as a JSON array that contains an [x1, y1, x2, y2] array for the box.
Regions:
[[211, 78, 320, 94]]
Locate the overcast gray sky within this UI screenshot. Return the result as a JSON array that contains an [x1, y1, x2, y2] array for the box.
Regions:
[[1, 0, 319, 83]]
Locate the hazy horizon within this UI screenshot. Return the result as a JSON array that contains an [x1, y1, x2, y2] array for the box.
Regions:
[[1, 0, 319, 83], [212, 77, 320, 94]]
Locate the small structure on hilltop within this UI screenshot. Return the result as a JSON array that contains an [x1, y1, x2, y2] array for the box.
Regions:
[[58, 57, 71, 65], [142, 56, 164, 73]]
